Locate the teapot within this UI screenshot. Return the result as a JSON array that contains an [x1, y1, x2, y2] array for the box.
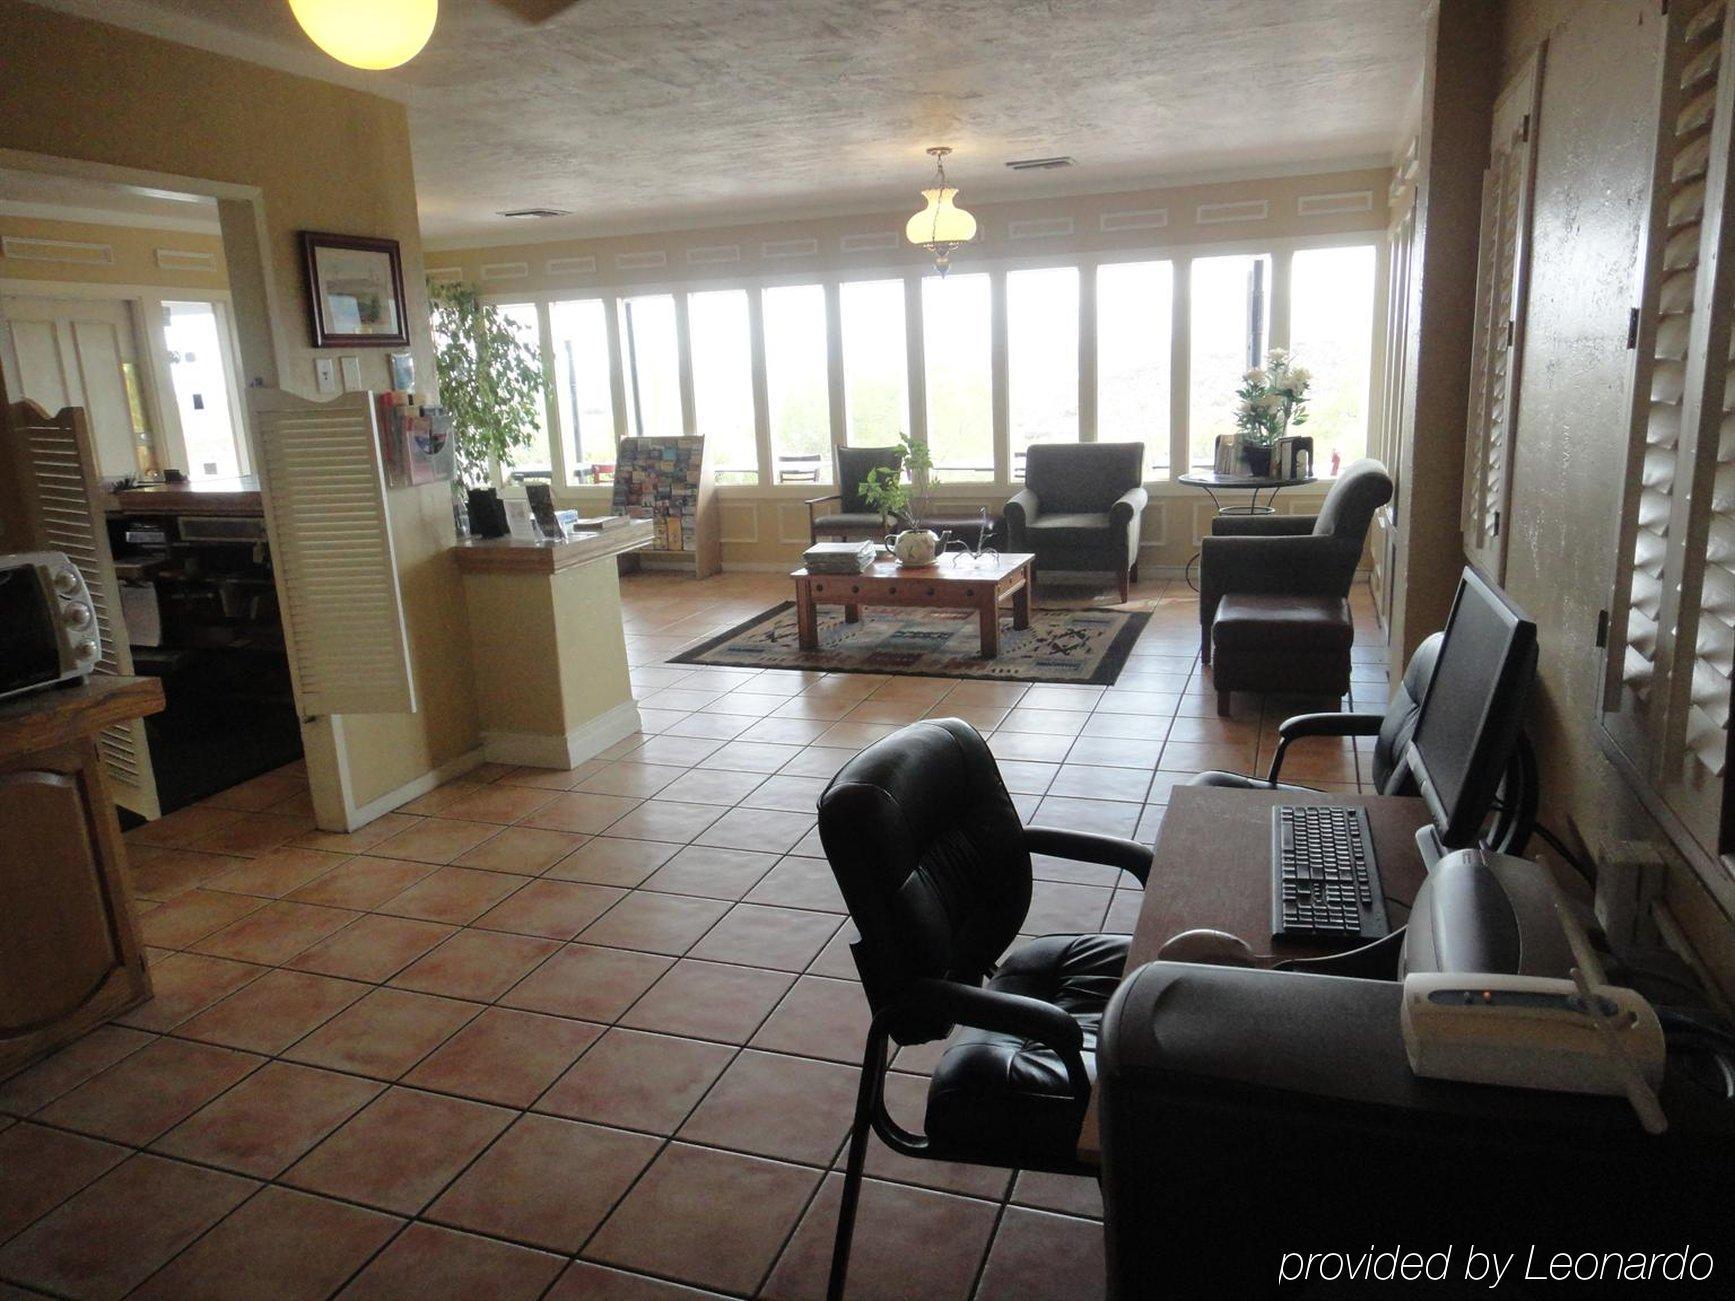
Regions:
[[885, 528, 940, 567]]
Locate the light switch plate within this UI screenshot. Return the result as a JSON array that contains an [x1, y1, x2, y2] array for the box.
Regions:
[[340, 356, 363, 391], [314, 357, 338, 394]]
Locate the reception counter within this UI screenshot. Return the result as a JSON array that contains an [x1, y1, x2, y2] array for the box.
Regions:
[[451, 521, 653, 768]]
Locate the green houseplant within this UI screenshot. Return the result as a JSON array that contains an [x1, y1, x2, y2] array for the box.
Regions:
[[427, 280, 548, 485], [1234, 347, 1311, 477], [859, 432, 942, 565]]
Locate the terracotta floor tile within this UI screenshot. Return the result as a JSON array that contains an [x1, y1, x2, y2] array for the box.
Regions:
[[976, 1206, 1106, 1300], [113, 952, 263, 1032], [585, 1143, 820, 1295], [578, 890, 730, 955], [288, 914, 456, 982], [138, 888, 264, 950], [394, 781, 485, 816], [405, 1007, 601, 1107], [133, 1185, 401, 1301], [641, 845, 779, 901], [201, 768, 307, 812], [743, 857, 846, 913], [369, 817, 501, 865], [806, 926, 860, 980], [125, 802, 249, 850], [338, 1223, 564, 1300], [695, 806, 815, 853], [283, 988, 479, 1080], [0, 1153, 256, 1300], [389, 929, 560, 1001], [688, 904, 841, 972], [377, 865, 530, 924], [204, 846, 353, 898], [547, 835, 681, 886], [750, 976, 870, 1064], [679, 1049, 857, 1165], [521, 790, 644, 834], [152, 1061, 383, 1177], [185, 812, 312, 858], [577, 761, 688, 799], [762, 1173, 999, 1301], [546, 1260, 724, 1298], [128, 848, 245, 900], [500, 943, 672, 1022], [654, 767, 768, 807], [0, 1025, 156, 1116], [473, 878, 626, 939], [454, 825, 586, 874], [536, 1028, 734, 1133], [286, 855, 440, 910], [1013, 1169, 1104, 1219], [601, 799, 725, 844], [282, 1086, 513, 1215], [291, 813, 422, 855], [175, 968, 371, 1054], [619, 959, 793, 1043], [855, 1073, 1011, 1199], [697, 740, 804, 773], [38, 1037, 261, 1144], [434, 783, 559, 825], [428, 1113, 660, 1253], [0, 1123, 128, 1240], [189, 899, 359, 965]]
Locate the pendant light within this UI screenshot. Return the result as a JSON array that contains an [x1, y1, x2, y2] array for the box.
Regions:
[[289, 0, 439, 71], [905, 147, 978, 276]]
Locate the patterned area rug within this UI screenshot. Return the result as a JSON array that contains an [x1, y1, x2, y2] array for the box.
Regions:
[[670, 601, 1151, 684]]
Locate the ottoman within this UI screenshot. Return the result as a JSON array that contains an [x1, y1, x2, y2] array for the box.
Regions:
[[1210, 593, 1354, 716]]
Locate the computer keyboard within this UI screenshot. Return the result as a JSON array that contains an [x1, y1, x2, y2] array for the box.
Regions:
[[1271, 805, 1391, 942]]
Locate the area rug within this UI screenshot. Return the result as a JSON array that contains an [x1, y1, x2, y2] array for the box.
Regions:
[[669, 602, 1150, 684]]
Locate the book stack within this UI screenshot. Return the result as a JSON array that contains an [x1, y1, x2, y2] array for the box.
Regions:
[[803, 541, 877, 574], [1212, 435, 1247, 476], [1274, 435, 1315, 479]]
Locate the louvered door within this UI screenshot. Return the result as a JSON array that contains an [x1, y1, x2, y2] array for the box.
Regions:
[[250, 389, 416, 717], [1462, 51, 1544, 580], [3, 400, 160, 818]]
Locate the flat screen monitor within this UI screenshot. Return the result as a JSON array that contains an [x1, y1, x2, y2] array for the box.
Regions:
[[1405, 567, 1538, 852]]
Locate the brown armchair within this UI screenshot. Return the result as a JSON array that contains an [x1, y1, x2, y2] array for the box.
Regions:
[[1004, 442, 1148, 600], [1197, 457, 1393, 661], [806, 445, 908, 544]]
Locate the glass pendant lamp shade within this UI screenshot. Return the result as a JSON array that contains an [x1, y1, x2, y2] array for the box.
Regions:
[[289, 0, 439, 71], [906, 148, 978, 275]]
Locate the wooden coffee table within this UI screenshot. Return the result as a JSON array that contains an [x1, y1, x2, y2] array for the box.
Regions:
[[792, 553, 1035, 658]]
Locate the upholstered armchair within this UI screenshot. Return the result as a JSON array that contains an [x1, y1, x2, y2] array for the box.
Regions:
[[806, 445, 907, 544], [1197, 457, 1394, 661], [1004, 442, 1148, 600]]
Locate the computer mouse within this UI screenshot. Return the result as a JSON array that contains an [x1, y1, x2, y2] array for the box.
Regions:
[[1157, 928, 1258, 966]]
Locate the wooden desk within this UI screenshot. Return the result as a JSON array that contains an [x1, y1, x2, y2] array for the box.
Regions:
[[1078, 785, 1431, 1160]]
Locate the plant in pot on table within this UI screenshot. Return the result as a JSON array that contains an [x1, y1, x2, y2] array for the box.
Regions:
[[1234, 348, 1311, 478], [859, 432, 941, 566]]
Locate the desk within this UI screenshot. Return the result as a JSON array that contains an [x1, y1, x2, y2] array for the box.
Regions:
[[1077, 785, 1430, 1160]]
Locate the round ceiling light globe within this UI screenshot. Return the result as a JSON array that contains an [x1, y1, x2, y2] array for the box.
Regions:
[[289, 0, 439, 71]]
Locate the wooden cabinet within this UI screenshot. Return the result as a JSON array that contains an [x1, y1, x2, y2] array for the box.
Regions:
[[0, 676, 163, 1075]]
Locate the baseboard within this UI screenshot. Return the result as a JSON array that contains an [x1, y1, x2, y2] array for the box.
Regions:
[[343, 745, 485, 831], [481, 700, 644, 769]]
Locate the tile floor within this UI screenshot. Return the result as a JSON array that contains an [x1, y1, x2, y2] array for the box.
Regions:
[[0, 572, 1388, 1300]]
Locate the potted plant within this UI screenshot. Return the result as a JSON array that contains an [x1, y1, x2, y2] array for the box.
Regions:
[[427, 279, 549, 486], [1234, 348, 1311, 477], [859, 432, 941, 566]]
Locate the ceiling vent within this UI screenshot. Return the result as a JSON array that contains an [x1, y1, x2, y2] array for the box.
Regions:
[[497, 207, 571, 219], [1005, 156, 1075, 172]]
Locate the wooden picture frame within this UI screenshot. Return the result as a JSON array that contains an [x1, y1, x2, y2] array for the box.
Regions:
[[300, 231, 411, 348]]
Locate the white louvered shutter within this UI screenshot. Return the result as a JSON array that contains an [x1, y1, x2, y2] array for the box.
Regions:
[[1462, 52, 1543, 581], [250, 389, 416, 717], [4, 400, 160, 818]]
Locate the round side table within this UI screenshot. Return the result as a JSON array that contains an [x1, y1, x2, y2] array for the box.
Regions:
[[1177, 471, 1317, 591]]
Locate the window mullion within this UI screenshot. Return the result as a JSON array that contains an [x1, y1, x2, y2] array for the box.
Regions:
[[990, 269, 1010, 481], [747, 289, 772, 485], [1078, 261, 1098, 442], [904, 276, 928, 456], [1170, 259, 1190, 477]]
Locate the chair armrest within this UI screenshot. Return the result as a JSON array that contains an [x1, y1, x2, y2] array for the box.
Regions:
[[1004, 488, 1040, 549], [1024, 825, 1152, 885], [914, 979, 1091, 1103], [1210, 514, 1316, 537], [804, 494, 841, 509], [1198, 533, 1354, 602], [1110, 486, 1149, 527], [1277, 712, 1383, 742]]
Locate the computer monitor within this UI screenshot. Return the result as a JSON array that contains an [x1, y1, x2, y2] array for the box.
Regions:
[[1405, 567, 1538, 857]]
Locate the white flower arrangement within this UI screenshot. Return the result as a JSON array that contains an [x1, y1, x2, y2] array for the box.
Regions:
[[1234, 349, 1311, 447]]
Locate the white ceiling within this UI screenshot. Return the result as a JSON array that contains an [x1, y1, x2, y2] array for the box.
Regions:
[[31, 0, 1427, 244]]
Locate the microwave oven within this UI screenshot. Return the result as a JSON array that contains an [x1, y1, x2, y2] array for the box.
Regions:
[[0, 550, 102, 703]]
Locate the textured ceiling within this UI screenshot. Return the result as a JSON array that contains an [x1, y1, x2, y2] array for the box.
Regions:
[[40, 0, 1427, 242]]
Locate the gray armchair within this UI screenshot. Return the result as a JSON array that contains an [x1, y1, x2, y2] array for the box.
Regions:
[[1197, 457, 1393, 661], [807, 445, 907, 544], [1004, 442, 1148, 601]]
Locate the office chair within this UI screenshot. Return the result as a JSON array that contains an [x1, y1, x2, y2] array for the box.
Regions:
[[817, 718, 1150, 1300]]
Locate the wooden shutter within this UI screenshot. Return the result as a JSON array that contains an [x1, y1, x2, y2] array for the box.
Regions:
[[1462, 51, 1544, 580], [250, 388, 416, 717], [3, 399, 160, 818]]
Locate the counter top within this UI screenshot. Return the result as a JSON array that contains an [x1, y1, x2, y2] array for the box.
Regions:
[[0, 676, 166, 760], [451, 519, 655, 574], [107, 477, 262, 516]]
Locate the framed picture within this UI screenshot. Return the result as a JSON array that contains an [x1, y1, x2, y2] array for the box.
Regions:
[[387, 351, 416, 391], [300, 231, 410, 348]]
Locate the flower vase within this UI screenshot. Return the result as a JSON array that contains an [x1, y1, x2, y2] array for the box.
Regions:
[[1242, 443, 1274, 478]]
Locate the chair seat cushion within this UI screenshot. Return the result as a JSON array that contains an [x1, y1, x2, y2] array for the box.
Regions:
[[1028, 511, 1114, 549], [925, 932, 1128, 1167], [812, 512, 889, 534], [1213, 594, 1353, 653]]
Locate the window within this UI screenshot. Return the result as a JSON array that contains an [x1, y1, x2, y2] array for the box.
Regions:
[[1188, 253, 1272, 467], [617, 294, 682, 439], [161, 300, 244, 480], [762, 283, 831, 482], [496, 302, 552, 483], [549, 298, 616, 484], [840, 279, 909, 448], [687, 289, 758, 483], [1291, 245, 1377, 478], [1097, 261, 1173, 474], [921, 273, 993, 481], [1007, 267, 1080, 474]]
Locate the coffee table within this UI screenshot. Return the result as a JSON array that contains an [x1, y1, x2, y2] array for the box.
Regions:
[[791, 553, 1035, 658]]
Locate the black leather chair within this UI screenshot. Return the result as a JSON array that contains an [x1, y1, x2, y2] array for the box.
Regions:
[[817, 718, 1150, 1300], [1005, 442, 1148, 601], [806, 445, 907, 543], [1198, 457, 1392, 662]]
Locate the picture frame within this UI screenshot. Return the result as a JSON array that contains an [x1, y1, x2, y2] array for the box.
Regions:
[[387, 350, 416, 391], [299, 231, 410, 348]]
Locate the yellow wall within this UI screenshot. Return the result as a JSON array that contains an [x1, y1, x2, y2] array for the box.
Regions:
[[0, 0, 479, 818], [0, 214, 227, 291]]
